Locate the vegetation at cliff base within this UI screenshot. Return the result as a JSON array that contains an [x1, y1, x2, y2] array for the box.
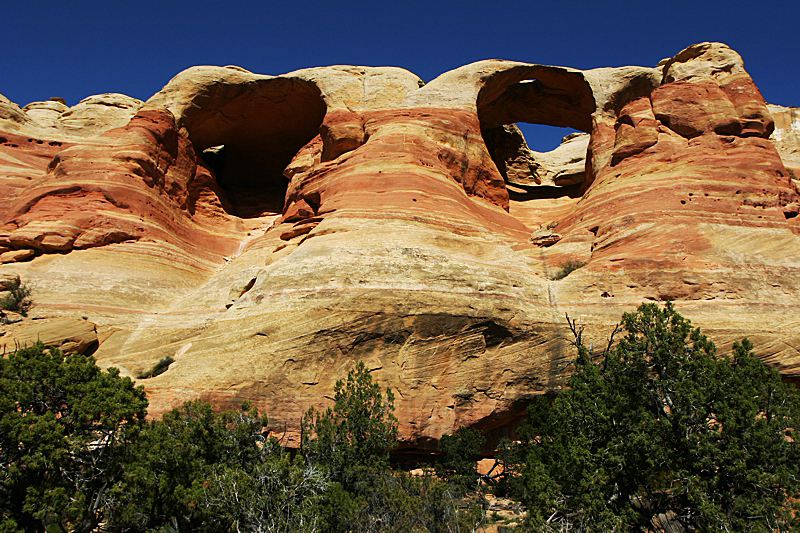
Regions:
[[0, 342, 148, 533], [435, 426, 486, 494], [2, 303, 799, 532], [301, 361, 477, 532], [302, 361, 398, 486], [107, 400, 327, 533], [510, 302, 800, 532]]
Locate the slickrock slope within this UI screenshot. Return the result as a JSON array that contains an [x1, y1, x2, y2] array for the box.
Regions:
[[1, 43, 798, 453]]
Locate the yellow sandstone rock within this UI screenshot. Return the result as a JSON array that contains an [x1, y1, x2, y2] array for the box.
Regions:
[[0, 42, 798, 453]]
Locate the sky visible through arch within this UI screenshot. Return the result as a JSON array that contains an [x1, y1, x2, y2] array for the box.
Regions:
[[3, 0, 798, 152]]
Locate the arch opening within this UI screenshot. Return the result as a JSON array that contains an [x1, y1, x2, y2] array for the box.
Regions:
[[516, 123, 579, 152], [483, 123, 588, 201], [183, 80, 327, 218], [476, 71, 595, 228]]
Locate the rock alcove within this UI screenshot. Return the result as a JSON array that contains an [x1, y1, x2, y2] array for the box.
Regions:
[[182, 78, 327, 218]]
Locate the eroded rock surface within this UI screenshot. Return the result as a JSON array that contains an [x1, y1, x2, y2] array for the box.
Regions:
[[1, 42, 798, 454], [769, 104, 800, 186], [1, 317, 98, 355]]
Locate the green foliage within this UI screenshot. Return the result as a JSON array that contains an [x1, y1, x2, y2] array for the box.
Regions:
[[0, 342, 148, 533], [436, 427, 485, 493], [514, 302, 800, 532], [136, 356, 175, 379], [303, 362, 481, 532], [0, 277, 31, 316], [302, 361, 398, 488], [301, 361, 399, 532], [196, 446, 328, 533], [325, 470, 472, 533], [106, 399, 314, 532], [550, 260, 586, 280], [312, 468, 483, 533], [108, 398, 328, 533], [0, 341, 503, 532]]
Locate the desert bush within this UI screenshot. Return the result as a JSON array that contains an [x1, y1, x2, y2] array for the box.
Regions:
[[436, 426, 485, 494], [136, 356, 175, 379], [0, 276, 32, 315], [513, 302, 800, 532], [0, 342, 148, 533], [105, 400, 265, 531], [550, 260, 586, 280], [302, 362, 484, 532], [302, 361, 398, 488]]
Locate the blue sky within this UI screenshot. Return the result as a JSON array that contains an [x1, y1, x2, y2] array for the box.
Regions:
[[3, 0, 798, 150]]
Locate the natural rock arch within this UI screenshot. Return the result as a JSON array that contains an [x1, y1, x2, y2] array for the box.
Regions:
[[473, 65, 596, 207], [144, 68, 328, 217]]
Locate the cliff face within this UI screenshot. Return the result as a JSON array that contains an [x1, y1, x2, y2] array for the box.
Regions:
[[1, 43, 799, 452]]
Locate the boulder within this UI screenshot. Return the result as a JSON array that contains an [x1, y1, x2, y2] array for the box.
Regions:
[[57, 93, 144, 136], [0, 249, 35, 263], [0, 272, 20, 291], [23, 99, 69, 128], [0, 310, 23, 324], [0, 318, 98, 355]]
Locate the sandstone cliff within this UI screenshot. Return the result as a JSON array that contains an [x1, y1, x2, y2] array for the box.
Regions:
[[1, 43, 798, 453]]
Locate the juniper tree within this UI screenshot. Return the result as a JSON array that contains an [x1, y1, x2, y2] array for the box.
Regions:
[[516, 303, 800, 533], [0, 342, 147, 533]]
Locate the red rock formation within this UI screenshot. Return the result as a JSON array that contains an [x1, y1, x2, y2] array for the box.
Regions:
[[1, 43, 798, 455]]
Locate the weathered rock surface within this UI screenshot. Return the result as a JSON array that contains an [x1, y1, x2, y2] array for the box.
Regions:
[[23, 99, 69, 128], [0, 317, 98, 355], [769, 104, 800, 186], [1, 42, 798, 454], [55, 93, 144, 137]]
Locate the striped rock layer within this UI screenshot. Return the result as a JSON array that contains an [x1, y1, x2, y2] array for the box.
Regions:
[[1, 43, 799, 453]]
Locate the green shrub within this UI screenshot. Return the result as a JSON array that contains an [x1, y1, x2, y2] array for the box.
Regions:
[[136, 356, 174, 379], [0, 276, 32, 316], [436, 426, 485, 493], [302, 363, 484, 532], [0, 342, 148, 533], [106, 399, 329, 533], [302, 361, 398, 487], [550, 259, 586, 280], [513, 302, 800, 532]]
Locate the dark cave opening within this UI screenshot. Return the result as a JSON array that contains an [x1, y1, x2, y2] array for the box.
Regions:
[[201, 139, 306, 218], [185, 79, 327, 219]]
